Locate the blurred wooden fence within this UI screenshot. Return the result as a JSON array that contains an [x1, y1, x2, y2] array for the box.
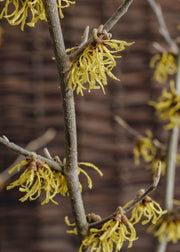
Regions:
[[0, 0, 180, 251]]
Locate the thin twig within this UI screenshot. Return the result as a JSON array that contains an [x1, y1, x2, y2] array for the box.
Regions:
[[155, 53, 180, 252], [42, 0, 89, 244], [69, 0, 134, 62], [0, 136, 63, 171], [114, 115, 166, 151], [147, 0, 178, 54], [103, 0, 134, 32], [114, 115, 143, 139], [0, 129, 56, 187], [89, 162, 161, 228]]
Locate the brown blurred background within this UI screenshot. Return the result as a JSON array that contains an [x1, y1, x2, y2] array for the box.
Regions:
[[0, 0, 180, 251]]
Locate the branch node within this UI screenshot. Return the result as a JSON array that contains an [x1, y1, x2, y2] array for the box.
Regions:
[[44, 147, 53, 160], [2, 135, 9, 142], [93, 25, 112, 44], [153, 161, 161, 187], [81, 25, 89, 45]]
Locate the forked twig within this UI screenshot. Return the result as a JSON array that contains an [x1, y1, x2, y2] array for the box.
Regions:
[[0, 129, 57, 187], [147, 0, 178, 53], [114, 115, 166, 151], [89, 162, 161, 228], [0, 136, 63, 172], [69, 0, 134, 61], [114, 115, 142, 139]]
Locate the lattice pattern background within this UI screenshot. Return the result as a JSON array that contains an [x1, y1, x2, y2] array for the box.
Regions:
[[0, 0, 180, 251]]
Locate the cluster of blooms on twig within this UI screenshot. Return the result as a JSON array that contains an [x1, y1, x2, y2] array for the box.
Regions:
[[123, 190, 167, 225], [65, 208, 138, 252], [6, 155, 103, 205], [148, 211, 180, 243], [150, 53, 177, 84], [133, 130, 166, 175], [150, 81, 180, 129], [133, 129, 180, 175], [65, 192, 166, 252], [0, 0, 75, 30], [67, 39, 134, 95]]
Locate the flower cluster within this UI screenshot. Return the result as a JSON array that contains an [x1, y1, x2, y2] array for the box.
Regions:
[[7, 156, 102, 205], [65, 212, 138, 252], [133, 130, 167, 175], [123, 190, 167, 225], [0, 0, 75, 30], [133, 130, 156, 166], [133, 130, 180, 175], [150, 53, 177, 84], [148, 211, 180, 243], [67, 40, 133, 95], [6, 156, 68, 205], [150, 81, 180, 129]]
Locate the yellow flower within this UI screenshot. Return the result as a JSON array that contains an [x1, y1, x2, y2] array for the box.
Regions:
[[133, 130, 180, 175], [150, 53, 177, 84], [133, 130, 156, 166], [78, 162, 103, 189], [65, 213, 138, 252], [149, 81, 180, 129], [123, 190, 167, 225], [67, 39, 134, 95], [148, 212, 180, 243], [65, 216, 78, 235], [134, 130, 167, 175], [0, 0, 75, 30], [61, 160, 103, 193], [7, 157, 103, 204], [6, 157, 66, 205]]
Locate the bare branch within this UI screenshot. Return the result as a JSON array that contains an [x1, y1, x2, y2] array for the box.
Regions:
[[164, 53, 180, 211], [103, 0, 134, 32], [0, 136, 63, 172], [44, 147, 53, 160], [147, 0, 178, 53], [80, 26, 90, 46], [0, 129, 56, 187], [114, 115, 142, 139], [89, 162, 161, 229], [69, 0, 134, 62], [153, 42, 167, 53], [114, 115, 166, 151], [155, 52, 180, 252], [42, 0, 89, 243], [124, 161, 161, 212]]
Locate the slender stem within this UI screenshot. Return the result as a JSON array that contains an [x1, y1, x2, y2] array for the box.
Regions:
[[0, 136, 62, 171], [42, 0, 88, 243], [155, 237, 168, 252], [103, 0, 134, 32], [155, 53, 180, 252], [114, 115, 143, 139], [0, 129, 56, 186], [114, 115, 166, 151], [89, 162, 161, 228], [147, 0, 178, 53], [69, 0, 134, 61]]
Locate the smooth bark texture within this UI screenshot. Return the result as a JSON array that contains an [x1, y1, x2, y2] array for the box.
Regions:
[[0, 136, 62, 171], [156, 53, 180, 252], [42, 0, 89, 243]]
